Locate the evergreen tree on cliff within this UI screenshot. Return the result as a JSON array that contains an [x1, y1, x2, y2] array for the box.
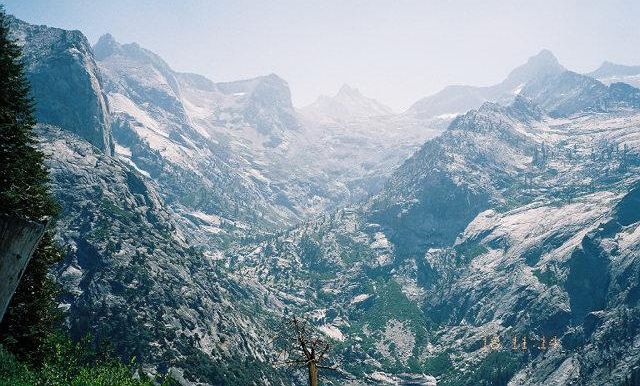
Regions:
[[0, 5, 63, 363]]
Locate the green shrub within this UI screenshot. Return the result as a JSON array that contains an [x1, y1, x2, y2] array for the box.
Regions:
[[423, 351, 453, 376], [0, 336, 170, 386]]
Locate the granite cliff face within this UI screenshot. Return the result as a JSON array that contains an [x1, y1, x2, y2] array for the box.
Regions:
[[38, 126, 286, 384], [9, 17, 113, 154]]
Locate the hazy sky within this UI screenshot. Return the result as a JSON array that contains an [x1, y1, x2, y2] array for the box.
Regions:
[[5, 0, 640, 110]]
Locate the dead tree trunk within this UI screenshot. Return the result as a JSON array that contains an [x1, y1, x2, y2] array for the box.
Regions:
[[0, 215, 46, 322], [308, 361, 318, 386], [275, 316, 337, 386]]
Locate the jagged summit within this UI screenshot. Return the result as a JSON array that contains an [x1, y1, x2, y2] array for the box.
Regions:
[[215, 72, 289, 91], [470, 95, 541, 118], [527, 49, 560, 67], [477, 100, 503, 113], [336, 83, 362, 97], [94, 31, 299, 150], [449, 95, 544, 135], [503, 49, 565, 88], [93, 33, 120, 60], [301, 83, 393, 121], [94, 34, 174, 77], [521, 69, 640, 117], [533, 48, 557, 61], [407, 49, 566, 120]]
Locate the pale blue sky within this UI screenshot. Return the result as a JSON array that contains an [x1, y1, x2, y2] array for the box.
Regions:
[[4, 0, 640, 110]]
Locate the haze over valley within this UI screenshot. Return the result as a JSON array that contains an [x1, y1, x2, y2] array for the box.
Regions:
[[2, 2, 640, 385]]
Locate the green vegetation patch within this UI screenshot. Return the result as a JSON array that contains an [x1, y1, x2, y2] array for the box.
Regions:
[[0, 337, 173, 386], [454, 242, 489, 265]]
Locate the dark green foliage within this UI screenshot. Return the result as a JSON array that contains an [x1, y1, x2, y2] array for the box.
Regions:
[[453, 241, 488, 265], [360, 279, 427, 332], [337, 234, 370, 265], [298, 234, 334, 274], [443, 351, 523, 386], [346, 278, 429, 374], [423, 351, 453, 377], [0, 6, 64, 363], [532, 267, 561, 287], [0, 6, 57, 220], [178, 344, 283, 386], [0, 336, 170, 386], [0, 232, 63, 363]]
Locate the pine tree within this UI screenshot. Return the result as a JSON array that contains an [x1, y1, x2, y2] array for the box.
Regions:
[[0, 6, 63, 364]]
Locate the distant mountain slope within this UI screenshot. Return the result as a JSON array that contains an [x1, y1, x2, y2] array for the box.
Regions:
[[12, 12, 640, 386], [523, 70, 640, 117], [94, 33, 308, 232], [588, 61, 640, 88], [294, 85, 443, 211], [300, 84, 393, 122], [94, 33, 298, 145], [94, 33, 442, 226], [369, 96, 543, 258], [406, 49, 565, 120]]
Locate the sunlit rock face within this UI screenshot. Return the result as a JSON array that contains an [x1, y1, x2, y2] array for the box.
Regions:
[[9, 17, 113, 155]]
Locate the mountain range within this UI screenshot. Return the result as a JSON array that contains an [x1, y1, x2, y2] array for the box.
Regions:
[[7, 14, 640, 385]]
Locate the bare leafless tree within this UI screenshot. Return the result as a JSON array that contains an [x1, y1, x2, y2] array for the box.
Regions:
[[274, 316, 337, 386]]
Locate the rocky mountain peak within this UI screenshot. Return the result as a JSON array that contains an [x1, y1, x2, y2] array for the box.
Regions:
[[93, 34, 176, 81], [447, 96, 543, 137], [240, 73, 299, 135], [93, 33, 120, 60], [407, 50, 565, 121], [254, 73, 291, 92], [521, 69, 640, 117], [589, 60, 640, 78], [301, 83, 393, 121], [504, 49, 565, 87], [95, 35, 187, 123], [529, 48, 561, 66], [336, 83, 362, 97]]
